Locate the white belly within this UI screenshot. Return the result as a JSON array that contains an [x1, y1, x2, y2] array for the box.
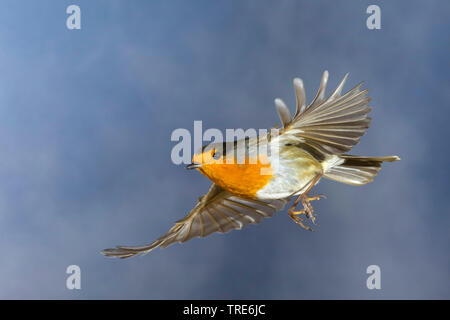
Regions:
[[256, 147, 323, 200]]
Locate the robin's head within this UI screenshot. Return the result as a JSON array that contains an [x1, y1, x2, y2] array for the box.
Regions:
[[187, 142, 226, 170]]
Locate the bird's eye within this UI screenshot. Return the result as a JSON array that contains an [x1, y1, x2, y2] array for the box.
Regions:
[[212, 150, 221, 160]]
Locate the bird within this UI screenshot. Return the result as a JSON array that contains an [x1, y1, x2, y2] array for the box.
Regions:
[[102, 71, 400, 258]]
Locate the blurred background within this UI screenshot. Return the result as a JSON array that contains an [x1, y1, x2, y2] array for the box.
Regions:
[[0, 0, 448, 299]]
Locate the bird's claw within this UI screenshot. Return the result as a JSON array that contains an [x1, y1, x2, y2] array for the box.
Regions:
[[288, 211, 314, 232], [288, 193, 326, 231]]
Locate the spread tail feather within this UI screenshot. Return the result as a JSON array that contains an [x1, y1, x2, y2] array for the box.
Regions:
[[323, 155, 400, 186]]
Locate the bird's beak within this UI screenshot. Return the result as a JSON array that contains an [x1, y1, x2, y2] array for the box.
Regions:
[[186, 162, 201, 170]]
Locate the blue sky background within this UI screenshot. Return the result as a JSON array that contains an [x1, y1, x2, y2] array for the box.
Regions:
[[0, 0, 448, 299]]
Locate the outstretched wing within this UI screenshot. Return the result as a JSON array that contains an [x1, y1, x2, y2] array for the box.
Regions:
[[102, 184, 287, 259], [274, 71, 372, 159]]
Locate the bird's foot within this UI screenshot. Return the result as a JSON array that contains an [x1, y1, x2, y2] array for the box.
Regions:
[[288, 194, 326, 231], [288, 208, 313, 231], [301, 194, 326, 224]]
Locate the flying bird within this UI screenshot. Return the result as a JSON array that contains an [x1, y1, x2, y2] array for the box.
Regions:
[[102, 71, 400, 258]]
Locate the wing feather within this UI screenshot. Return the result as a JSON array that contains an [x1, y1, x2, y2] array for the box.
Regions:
[[278, 71, 372, 158], [102, 184, 288, 258]]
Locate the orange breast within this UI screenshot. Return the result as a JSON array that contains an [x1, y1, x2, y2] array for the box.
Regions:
[[199, 156, 273, 198]]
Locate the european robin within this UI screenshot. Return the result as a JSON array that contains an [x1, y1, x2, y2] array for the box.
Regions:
[[103, 71, 399, 258]]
